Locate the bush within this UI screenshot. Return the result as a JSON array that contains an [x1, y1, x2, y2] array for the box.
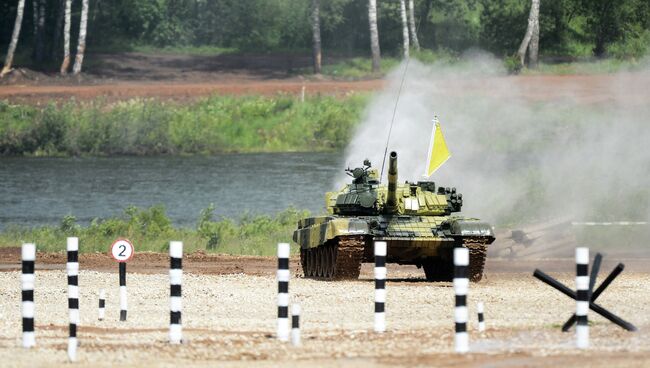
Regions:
[[608, 29, 650, 60], [0, 94, 368, 156], [0, 205, 310, 255]]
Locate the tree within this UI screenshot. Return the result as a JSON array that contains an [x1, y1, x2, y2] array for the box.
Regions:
[[581, 0, 644, 57], [1, 0, 26, 77], [60, 0, 71, 75], [311, 0, 322, 74], [407, 0, 420, 51], [52, 0, 65, 59], [368, 0, 381, 72], [33, 0, 45, 63], [399, 0, 410, 58], [72, 0, 89, 74], [517, 0, 540, 68]]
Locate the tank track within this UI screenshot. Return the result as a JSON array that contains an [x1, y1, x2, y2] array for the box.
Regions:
[[465, 236, 489, 282], [300, 235, 365, 280], [421, 236, 489, 282]]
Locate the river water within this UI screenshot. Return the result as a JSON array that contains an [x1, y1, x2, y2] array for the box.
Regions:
[[0, 153, 343, 229]]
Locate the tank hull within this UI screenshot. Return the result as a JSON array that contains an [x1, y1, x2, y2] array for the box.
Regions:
[[293, 215, 495, 281]]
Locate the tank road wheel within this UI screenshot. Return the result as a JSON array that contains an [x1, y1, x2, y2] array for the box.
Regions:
[[308, 248, 317, 277], [316, 247, 324, 277], [302, 248, 310, 277], [300, 248, 308, 276], [301, 236, 365, 280], [327, 243, 337, 277]]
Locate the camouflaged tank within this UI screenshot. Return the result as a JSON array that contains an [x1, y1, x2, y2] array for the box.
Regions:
[[293, 151, 495, 282]]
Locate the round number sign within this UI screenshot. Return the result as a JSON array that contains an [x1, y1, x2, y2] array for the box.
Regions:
[[110, 238, 134, 262]]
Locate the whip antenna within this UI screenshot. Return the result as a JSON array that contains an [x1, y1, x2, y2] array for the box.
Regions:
[[379, 16, 421, 181]]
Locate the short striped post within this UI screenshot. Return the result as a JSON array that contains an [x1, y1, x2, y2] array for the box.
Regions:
[[374, 241, 387, 333], [477, 302, 485, 332], [67, 237, 79, 362], [119, 262, 127, 321], [291, 304, 301, 346], [454, 247, 469, 353], [98, 289, 106, 321], [576, 247, 590, 349], [169, 241, 183, 344], [21, 243, 36, 348], [277, 243, 290, 341]]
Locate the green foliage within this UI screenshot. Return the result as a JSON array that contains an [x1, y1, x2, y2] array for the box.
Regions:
[[607, 29, 650, 60], [0, 205, 308, 256], [0, 94, 368, 156], [2, 0, 650, 67], [503, 54, 523, 74]]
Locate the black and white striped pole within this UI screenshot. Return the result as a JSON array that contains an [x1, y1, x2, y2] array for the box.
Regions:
[[119, 262, 127, 321], [454, 247, 469, 353], [291, 304, 301, 346], [169, 241, 183, 344], [98, 289, 105, 321], [110, 239, 134, 322], [21, 243, 36, 348], [477, 302, 485, 333], [277, 242, 290, 341], [67, 237, 79, 362], [576, 247, 589, 349], [374, 241, 387, 333]]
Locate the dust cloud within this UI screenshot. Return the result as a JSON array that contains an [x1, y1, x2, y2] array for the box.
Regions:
[[339, 54, 650, 245]]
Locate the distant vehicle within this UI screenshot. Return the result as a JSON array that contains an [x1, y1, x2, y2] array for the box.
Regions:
[[293, 151, 495, 281]]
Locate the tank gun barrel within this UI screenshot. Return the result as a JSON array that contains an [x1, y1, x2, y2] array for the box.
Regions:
[[386, 151, 398, 212]]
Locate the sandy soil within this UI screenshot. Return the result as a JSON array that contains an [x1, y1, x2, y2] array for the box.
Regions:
[[0, 250, 648, 367]]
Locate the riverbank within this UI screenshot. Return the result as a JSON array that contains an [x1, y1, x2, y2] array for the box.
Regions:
[[0, 205, 308, 256], [0, 94, 368, 156]]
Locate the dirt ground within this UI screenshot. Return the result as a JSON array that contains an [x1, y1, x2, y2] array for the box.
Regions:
[[0, 248, 648, 367], [1, 52, 649, 106]]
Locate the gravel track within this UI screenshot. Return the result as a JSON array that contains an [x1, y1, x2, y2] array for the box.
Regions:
[[0, 261, 648, 367]]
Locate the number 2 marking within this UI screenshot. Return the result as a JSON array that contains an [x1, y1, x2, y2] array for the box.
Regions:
[[118, 244, 126, 257]]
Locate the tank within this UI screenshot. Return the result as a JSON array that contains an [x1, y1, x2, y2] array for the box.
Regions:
[[292, 151, 495, 282]]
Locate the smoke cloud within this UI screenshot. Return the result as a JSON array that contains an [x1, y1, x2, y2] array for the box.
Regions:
[[340, 54, 650, 249]]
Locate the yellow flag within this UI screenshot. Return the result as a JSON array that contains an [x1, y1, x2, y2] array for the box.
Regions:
[[425, 118, 451, 176]]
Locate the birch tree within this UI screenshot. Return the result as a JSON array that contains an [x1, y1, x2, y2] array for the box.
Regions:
[[72, 0, 89, 74], [60, 0, 71, 74], [399, 0, 409, 58], [368, 0, 381, 72], [311, 0, 322, 74], [407, 0, 420, 51], [2, 0, 26, 77], [517, 0, 540, 68]]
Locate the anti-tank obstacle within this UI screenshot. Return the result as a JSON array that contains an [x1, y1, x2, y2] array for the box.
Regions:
[[533, 250, 637, 333]]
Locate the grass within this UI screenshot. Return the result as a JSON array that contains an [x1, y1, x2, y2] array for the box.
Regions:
[[0, 93, 370, 156], [0, 205, 309, 256], [301, 49, 458, 79], [127, 44, 239, 56]]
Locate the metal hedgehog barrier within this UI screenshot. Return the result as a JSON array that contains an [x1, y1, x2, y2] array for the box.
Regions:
[[533, 248, 638, 343]]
